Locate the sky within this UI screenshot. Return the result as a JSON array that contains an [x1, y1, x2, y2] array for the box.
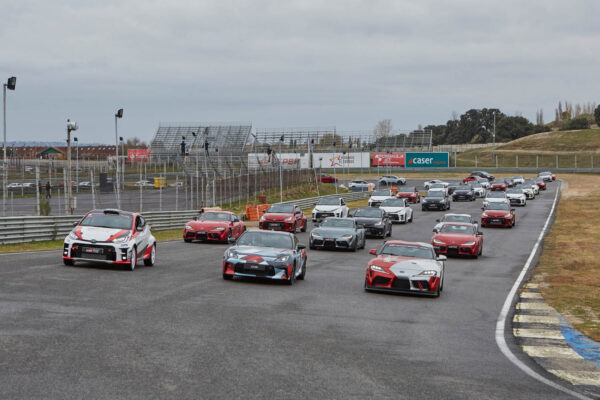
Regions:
[[1, 0, 599, 144]]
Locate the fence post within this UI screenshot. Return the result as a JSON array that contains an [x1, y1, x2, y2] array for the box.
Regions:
[[516, 154, 518, 168], [475, 155, 477, 168], [139, 170, 143, 212], [575, 155, 577, 169], [91, 169, 96, 209], [35, 166, 41, 216], [556, 155, 558, 169], [592, 154, 594, 169], [536, 155, 538, 169]]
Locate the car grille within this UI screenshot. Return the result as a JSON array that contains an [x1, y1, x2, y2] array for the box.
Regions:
[[388, 214, 399, 221], [71, 244, 116, 261], [316, 212, 334, 219], [391, 278, 411, 290], [234, 262, 275, 277], [265, 222, 286, 230], [370, 201, 382, 207], [411, 280, 430, 291], [372, 276, 391, 286]]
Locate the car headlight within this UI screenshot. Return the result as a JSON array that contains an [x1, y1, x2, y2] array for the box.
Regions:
[[212, 227, 226, 231], [422, 199, 428, 203], [224, 250, 238, 259], [433, 238, 445, 244], [415, 270, 437, 277], [482, 213, 489, 217], [340, 235, 353, 240], [504, 213, 512, 218], [275, 254, 291, 263], [185, 225, 194, 231], [375, 221, 384, 226], [68, 231, 78, 240], [112, 232, 130, 243], [464, 241, 476, 245], [370, 265, 388, 273], [260, 216, 266, 222], [284, 216, 293, 222], [311, 232, 322, 238]]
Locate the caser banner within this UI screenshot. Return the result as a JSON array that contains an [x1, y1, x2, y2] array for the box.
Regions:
[[311, 152, 370, 168], [405, 152, 449, 168], [127, 149, 150, 162], [248, 153, 310, 169], [372, 152, 405, 166]]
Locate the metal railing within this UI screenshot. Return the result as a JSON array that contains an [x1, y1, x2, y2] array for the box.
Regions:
[[0, 191, 373, 245]]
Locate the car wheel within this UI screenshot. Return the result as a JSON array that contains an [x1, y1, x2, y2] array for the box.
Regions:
[[143, 244, 156, 266], [447, 203, 451, 210], [63, 258, 74, 266], [292, 222, 297, 233], [129, 248, 137, 271], [301, 221, 307, 232], [433, 284, 441, 297], [409, 213, 413, 223], [422, 206, 426, 211], [222, 273, 233, 280], [297, 259, 306, 280], [351, 239, 357, 252], [184, 239, 192, 243], [440, 272, 444, 291], [360, 236, 366, 249], [225, 229, 232, 243], [364, 278, 371, 292], [286, 265, 296, 285], [386, 226, 392, 237]]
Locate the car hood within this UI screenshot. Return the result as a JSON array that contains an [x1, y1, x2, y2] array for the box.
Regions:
[[370, 255, 440, 274], [485, 197, 507, 202], [483, 210, 511, 217], [311, 227, 355, 238], [506, 193, 524, 198], [262, 213, 293, 221], [433, 232, 476, 244], [353, 216, 383, 226], [397, 192, 416, 196], [424, 197, 445, 202], [74, 226, 131, 242], [380, 206, 407, 213], [313, 205, 342, 212], [188, 220, 229, 230], [369, 195, 393, 201], [454, 189, 472, 194], [227, 245, 292, 263]]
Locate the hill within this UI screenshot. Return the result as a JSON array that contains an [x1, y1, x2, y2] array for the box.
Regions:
[[497, 128, 600, 153]]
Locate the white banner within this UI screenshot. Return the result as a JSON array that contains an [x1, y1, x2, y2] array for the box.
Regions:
[[248, 153, 310, 169], [311, 152, 370, 168]]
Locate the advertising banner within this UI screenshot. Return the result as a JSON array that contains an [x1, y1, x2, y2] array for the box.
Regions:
[[372, 152, 405, 166], [405, 152, 449, 168], [128, 149, 150, 162], [248, 153, 310, 169], [311, 152, 370, 169]]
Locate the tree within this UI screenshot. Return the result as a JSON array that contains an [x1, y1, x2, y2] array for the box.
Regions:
[[373, 120, 392, 140], [126, 137, 148, 148], [595, 104, 600, 126]]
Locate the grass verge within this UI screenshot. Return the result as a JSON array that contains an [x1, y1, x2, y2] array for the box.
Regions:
[[531, 174, 600, 340]]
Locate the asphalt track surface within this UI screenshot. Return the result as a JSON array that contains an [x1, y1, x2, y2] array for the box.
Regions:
[[0, 181, 578, 399]]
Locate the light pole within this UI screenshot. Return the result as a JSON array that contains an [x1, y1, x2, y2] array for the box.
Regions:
[[74, 137, 79, 193], [279, 135, 284, 203], [492, 111, 496, 159], [66, 119, 78, 215], [3, 76, 16, 217], [120, 136, 125, 191], [114, 108, 123, 209]]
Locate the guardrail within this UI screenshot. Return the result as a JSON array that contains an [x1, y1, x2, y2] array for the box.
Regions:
[[0, 191, 373, 245]]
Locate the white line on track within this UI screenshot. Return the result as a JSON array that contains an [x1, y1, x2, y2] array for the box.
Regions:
[[495, 184, 592, 400]]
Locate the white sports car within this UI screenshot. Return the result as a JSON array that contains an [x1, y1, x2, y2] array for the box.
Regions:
[[379, 198, 413, 224], [424, 180, 449, 190], [368, 189, 396, 208], [506, 188, 527, 206], [483, 192, 509, 208], [63, 209, 157, 270], [311, 196, 349, 223]]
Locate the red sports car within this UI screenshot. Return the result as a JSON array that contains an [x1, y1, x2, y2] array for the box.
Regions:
[[462, 176, 478, 184], [259, 203, 307, 233], [431, 222, 483, 258], [184, 210, 246, 243], [364, 240, 445, 297], [319, 174, 338, 183], [491, 181, 508, 191], [535, 179, 547, 190], [480, 202, 515, 228], [396, 186, 420, 203]]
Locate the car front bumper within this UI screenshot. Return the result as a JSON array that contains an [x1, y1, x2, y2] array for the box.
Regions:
[[365, 270, 440, 295], [259, 221, 295, 232], [310, 236, 354, 250], [223, 260, 292, 280], [433, 243, 478, 256], [63, 240, 133, 264], [481, 217, 512, 227], [184, 228, 228, 241]]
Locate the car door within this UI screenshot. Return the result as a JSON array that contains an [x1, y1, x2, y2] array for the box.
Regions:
[[340, 199, 348, 217], [134, 216, 148, 253], [231, 215, 242, 237], [294, 207, 303, 229]]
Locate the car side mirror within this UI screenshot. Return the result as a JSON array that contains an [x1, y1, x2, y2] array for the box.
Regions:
[[261, 209, 266, 213], [369, 249, 377, 255], [511, 208, 516, 212], [436, 255, 447, 261], [478, 232, 483, 236], [357, 225, 364, 229], [136, 225, 144, 232], [228, 237, 237, 244], [297, 244, 306, 250], [481, 207, 484, 211], [72, 221, 78, 227], [435, 219, 440, 222], [193, 216, 198, 221], [433, 228, 438, 233]]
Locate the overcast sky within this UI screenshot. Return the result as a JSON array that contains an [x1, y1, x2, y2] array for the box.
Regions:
[[1, 0, 598, 144]]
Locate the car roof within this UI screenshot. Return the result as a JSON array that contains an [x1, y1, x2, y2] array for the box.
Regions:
[[440, 222, 476, 227], [383, 240, 433, 249], [87, 209, 135, 217], [203, 210, 234, 215], [242, 229, 293, 237], [443, 213, 471, 218]]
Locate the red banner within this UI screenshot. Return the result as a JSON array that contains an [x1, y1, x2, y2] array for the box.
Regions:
[[372, 152, 405, 166], [128, 149, 150, 162]]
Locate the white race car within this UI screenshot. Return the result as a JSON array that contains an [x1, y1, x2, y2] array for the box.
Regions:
[[311, 196, 349, 223], [506, 188, 527, 206], [423, 180, 449, 190], [63, 209, 157, 270], [512, 176, 525, 185], [368, 189, 395, 208], [471, 182, 486, 197], [477, 178, 491, 189], [380, 198, 413, 224], [483, 192, 509, 208], [349, 180, 370, 191]]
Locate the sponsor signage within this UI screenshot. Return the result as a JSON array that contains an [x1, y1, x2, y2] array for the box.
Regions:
[[248, 153, 310, 169], [405, 152, 449, 168], [312, 152, 370, 169], [128, 149, 150, 162], [372, 152, 405, 166]]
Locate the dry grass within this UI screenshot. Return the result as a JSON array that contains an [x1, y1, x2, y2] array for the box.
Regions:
[[532, 174, 600, 340]]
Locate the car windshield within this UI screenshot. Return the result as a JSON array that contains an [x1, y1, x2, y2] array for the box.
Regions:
[[317, 198, 340, 206], [354, 208, 383, 218], [381, 199, 406, 207], [472, 182, 482, 188], [442, 215, 471, 223], [380, 244, 435, 259], [199, 212, 231, 221], [399, 187, 416, 193], [487, 192, 506, 198], [372, 190, 392, 196], [236, 231, 293, 249], [321, 219, 354, 228], [267, 204, 294, 213], [440, 224, 476, 234], [507, 189, 523, 194], [514, 176, 523, 179], [486, 202, 510, 210], [427, 191, 444, 198], [430, 183, 445, 188], [351, 180, 366, 184], [80, 213, 132, 230], [456, 185, 471, 190]]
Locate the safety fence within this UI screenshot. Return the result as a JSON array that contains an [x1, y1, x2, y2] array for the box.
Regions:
[[0, 191, 372, 244]]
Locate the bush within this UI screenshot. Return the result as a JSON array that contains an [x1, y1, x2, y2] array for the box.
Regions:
[[533, 124, 551, 133], [38, 199, 51, 216], [595, 105, 600, 126], [560, 117, 590, 131]]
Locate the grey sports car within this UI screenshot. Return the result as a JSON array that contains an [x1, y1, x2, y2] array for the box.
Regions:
[[309, 217, 366, 251]]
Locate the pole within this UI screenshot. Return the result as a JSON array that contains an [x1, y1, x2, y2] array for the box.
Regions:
[[114, 115, 120, 209], [139, 170, 143, 212], [76, 141, 79, 193], [63, 168, 67, 215], [279, 140, 283, 203], [35, 166, 40, 216], [91, 169, 96, 209], [175, 175, 179, 211], [492, 111, 496, 159], [2, 84, 6, 216], [121, 141, 125, 192], [66, 127, 72, 215]]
